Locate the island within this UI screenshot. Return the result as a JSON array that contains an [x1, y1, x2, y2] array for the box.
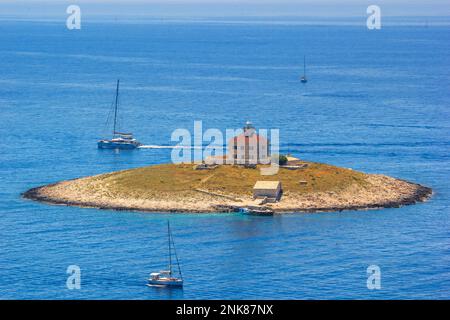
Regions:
[[23, 161, 432, 214]]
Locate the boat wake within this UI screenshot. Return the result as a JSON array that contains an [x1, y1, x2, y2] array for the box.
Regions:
[[138, 145, 202, 149]]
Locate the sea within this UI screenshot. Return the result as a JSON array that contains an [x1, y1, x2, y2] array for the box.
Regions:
[[0, 16, 449, 299]]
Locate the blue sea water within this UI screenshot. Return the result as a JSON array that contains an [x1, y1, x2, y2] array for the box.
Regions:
[[0, 17, 449, 299]]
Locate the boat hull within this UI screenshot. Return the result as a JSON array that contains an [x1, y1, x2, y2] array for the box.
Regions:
[[147, 279, 183, 287], [97, 140, 140, 149], [239, 207, 274, 216]]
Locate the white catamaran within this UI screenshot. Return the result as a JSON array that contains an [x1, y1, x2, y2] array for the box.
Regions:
[[97, 79, 141, 149], [147, 221, 183, 288]]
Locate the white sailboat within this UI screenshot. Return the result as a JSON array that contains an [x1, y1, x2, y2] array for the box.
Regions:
[[147, 221, 183, 287], [98, 79, 141, 149], [300, 56, 308, 83]]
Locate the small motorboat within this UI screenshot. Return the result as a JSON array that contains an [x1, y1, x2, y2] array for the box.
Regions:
[[98, 79, 141, 149], [239, 207, 274, 216], [147, 221, 183, 288]]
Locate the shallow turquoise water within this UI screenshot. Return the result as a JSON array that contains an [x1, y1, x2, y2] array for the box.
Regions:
[[0, 18, 449, 299]]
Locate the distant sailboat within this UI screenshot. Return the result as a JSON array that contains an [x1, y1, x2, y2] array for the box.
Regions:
[[97, 80, 141, 149], [300, 56, 307, 83], [147, 221, 183, 287]]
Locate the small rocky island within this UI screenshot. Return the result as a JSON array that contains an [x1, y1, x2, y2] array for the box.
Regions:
[[23, 161, 432, 214]]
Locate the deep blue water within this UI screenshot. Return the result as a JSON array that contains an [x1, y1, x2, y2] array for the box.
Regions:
[[0, 18, 449, 299]]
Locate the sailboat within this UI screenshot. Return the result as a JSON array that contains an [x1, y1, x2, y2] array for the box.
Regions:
[[147, 221, 184, 287], [300, 56, 308, 83], [97, 79, 141, 149]]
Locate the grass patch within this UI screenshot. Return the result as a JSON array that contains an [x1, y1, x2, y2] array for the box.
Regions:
[[84, 162, 368, 198]]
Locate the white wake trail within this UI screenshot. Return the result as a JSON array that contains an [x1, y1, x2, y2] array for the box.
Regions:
[[138, 145, 202, 149]]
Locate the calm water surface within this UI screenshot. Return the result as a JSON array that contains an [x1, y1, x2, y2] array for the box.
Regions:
[[0, 18, 449, 299]]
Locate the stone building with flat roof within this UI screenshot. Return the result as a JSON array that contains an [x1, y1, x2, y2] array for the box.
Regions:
[[253, 181, 282, 202]]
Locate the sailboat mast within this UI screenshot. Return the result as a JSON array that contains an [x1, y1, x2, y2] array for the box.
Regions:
[[168, 221, 172, 275], [303, 56, 306, 77], [171, 228, 183, 281], [113, 79, 120, 135]]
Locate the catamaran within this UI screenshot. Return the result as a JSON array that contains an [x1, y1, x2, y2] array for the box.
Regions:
[[97, 80, 141, 149], [300, 56, 308, 83], [147, 221, 183, 288]]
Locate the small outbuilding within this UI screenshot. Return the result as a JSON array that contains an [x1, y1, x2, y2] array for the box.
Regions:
[[253, 181, 282, 202]]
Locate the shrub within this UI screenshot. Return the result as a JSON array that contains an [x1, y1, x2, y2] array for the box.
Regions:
[[279, 154, 288, 165]]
